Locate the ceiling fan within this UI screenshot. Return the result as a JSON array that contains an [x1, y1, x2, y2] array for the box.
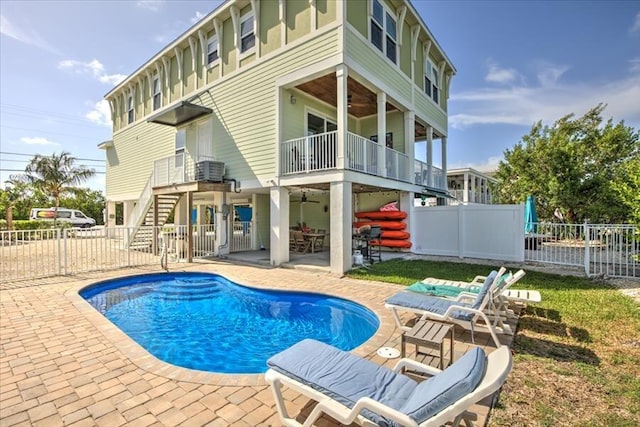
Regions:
[[291, 192, 320, 204]]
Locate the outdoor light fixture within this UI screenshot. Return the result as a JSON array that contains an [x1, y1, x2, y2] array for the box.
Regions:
[[290, 94, 296, 104]]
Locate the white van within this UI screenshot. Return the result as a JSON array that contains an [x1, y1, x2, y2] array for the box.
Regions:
[[30, 208, 96, 228]]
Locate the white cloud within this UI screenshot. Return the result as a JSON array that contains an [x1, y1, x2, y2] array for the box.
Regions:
[[631, 11, 640, 33], [450, 62, 640, 130], [450, 156, 503, 173], [630, 58, 640, 73], [58, 59, 126, 86], [190, 11, 206, 24], [20, 137, 59, 146], [0, 14, 61, 54], [136, 0, 164, 12], [85, 100, 112, 127], [485, 61, 520, 85]]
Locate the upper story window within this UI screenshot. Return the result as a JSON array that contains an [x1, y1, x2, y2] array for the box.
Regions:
[[152, 73, 162, 111], [127, 94, 135, 124], [207, 35, 219, 64], [370, 0, 397, 64], [425, 60, 439, 104], [175, 129, 186, 167], [240, 12, 255, 53]]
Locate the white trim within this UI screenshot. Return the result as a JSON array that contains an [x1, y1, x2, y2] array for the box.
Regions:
[[396, 6, 406, 46], [368, 0, 398, 66], [188, 37, 198, 90], [279, 0, 286, 46], [174, 47, 184, 97], [162, 57, 171, 102], [250, 0, 260, 59], [309, 0, 317, 31]]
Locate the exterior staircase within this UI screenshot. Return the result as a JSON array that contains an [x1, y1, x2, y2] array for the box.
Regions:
[[126, 172, 181, 251]]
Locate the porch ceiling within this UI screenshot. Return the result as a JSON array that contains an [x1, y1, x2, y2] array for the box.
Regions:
[[296, 75, 437, 140], [289, 183, 396, 194]]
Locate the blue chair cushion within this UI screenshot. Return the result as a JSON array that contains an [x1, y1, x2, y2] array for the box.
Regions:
[[470, 270, 498, 310], [385, 291, 475, 321], [399, 347, 487, 423], [267, 339, 417, 426], [407, 282, 479, 298]]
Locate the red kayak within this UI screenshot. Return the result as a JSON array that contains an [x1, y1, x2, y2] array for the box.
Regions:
[[370, 239, 412, 248], [381, 230, 410, 240], [355, 211, 407, 220], [353, 221, 406, 230]]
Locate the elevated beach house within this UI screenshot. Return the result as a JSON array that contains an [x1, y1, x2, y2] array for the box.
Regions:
[[100, 0, 455, 274]]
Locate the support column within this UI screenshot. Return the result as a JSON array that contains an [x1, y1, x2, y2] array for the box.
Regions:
[[404, 111, 415, 183], [123, 200, 136, 226], [270, 186, 290, 266], [463, 172, 469, 203], [470, 175, 476, 203], [377, 91, 387, 176], [426, 126, 433, 187], [186, 191, 193, 262], [336, 65, 348, 169], [441, 137, 447, 189], [400, 191, 413, 250], [106, 201, 116, 237], [330, 181, 352, 274]]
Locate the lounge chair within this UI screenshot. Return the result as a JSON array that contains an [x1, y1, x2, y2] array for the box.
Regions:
[[265, 339, 512, 427], [385, 269, 511, 347]]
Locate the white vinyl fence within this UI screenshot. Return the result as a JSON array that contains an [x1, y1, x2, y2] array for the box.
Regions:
[[1, 225, 217, 283], [412, 204, 525, 262], [525, 222, 639, 278]]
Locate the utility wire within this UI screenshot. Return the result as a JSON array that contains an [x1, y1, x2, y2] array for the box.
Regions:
[[0, 125, 105, 140], [0, 151, 105, 162]]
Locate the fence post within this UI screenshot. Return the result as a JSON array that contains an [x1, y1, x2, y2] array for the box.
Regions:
[[457, 204, 465, 259], [57, 228, 62, 276], [584, 220, 590, 276]]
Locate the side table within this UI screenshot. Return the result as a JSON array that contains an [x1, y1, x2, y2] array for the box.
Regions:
[[401, 319, 454, 369]]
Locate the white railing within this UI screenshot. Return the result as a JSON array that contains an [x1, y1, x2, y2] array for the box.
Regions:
[[1, 224, 220, 283], [448, 189, 496, 204], [153, 153, 217, 187], [280, 131, 337, 175], [126, 174, 154, 228], [346, 132, 380, 175], [525, 222, 638, 278], [231, 221, 253, 252], [414, 160, 446, 190], [385, 146, 410, 182], [1, 227, 159, 283]]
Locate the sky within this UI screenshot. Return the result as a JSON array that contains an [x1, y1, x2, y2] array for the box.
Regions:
[[1, 0, 639, 193]]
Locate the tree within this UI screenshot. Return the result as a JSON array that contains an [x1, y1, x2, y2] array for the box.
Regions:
[[1, 175, 49, 221], [24, 152, 95, 225], [495, 104, 640, 224]]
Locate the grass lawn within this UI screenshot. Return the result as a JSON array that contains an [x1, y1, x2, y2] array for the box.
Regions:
[[347, 259, 640, 427]]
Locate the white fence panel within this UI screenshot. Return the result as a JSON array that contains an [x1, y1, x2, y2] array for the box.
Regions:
[[412, 204, 525, 262]]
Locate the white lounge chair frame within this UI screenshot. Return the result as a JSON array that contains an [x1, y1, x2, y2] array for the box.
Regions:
[[265, 345, 513, 427], [386, 268, 511, 347]]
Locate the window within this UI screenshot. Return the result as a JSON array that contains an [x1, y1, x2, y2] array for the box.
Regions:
[[175, 129, 186, 167], [425, 60, 439, 104], [370, 0, 397, 64], [127, 94, 135, 124], [207, 35, 219, 64], [240, 12, 255, 53], [152, 73, 161, 111]]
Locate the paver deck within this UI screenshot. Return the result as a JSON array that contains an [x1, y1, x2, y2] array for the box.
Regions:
[[0, 261, 515, 426]]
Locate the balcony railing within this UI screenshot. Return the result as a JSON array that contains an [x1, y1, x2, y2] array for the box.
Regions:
[[153, 153, 216, 187], [414, 160, 445, 190], [280, 131, 416, 186]]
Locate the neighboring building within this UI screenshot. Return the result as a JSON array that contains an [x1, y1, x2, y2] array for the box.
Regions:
[[100, 0, 455, 274], [448, 168, 497, 204]]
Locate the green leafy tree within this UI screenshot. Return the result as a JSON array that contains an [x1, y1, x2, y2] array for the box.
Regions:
[[59, 188, 106, 225], [496, 104, 639, 224], [1, 175, 49, 220], [24, 152, 95, 225]]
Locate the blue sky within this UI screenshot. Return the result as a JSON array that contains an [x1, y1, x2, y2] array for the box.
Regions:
[[1, 0, 639, 192]]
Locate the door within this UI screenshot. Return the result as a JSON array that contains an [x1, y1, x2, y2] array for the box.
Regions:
[[197, 119, 213, 160]]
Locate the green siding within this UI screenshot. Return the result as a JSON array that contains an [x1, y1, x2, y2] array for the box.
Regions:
[[286, 0, 310, 44], [260, 1, 281, 56], [108, 123, 175, 198], [414, 88, 447, 135], [316, 0, 336, 29], [184, 48, 195, 94], [170, 56, 179, 100], [346, 0, 367, 37], [399, 20, 411, 78], [222, 18, 236, 76], [346, 28, 412, 102], [239, 52, 256, 67], [414, 40, 424, 89], [360, 111, 404, 151]]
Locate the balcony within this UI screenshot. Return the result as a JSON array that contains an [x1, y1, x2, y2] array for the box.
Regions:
[[153, 153, 220, 187], [280, 131, 426, 186]]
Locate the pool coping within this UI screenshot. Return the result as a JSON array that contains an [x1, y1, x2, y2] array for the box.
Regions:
[[65, 265, 400, 386]]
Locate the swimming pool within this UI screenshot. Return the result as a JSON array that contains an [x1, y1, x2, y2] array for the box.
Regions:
[[80, 272, 379, 374]]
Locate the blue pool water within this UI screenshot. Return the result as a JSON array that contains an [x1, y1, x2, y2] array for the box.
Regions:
[[80, 272, 379, 374]]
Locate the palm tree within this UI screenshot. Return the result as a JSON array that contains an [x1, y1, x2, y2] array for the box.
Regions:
[[24, 152, 95, 226]]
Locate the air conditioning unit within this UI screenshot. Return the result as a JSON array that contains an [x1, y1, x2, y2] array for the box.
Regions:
[[195, 161, 225, 182]]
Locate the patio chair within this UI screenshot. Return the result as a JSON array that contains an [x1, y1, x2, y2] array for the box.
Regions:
[[314, 229, 326, 252], [293, 230, 311, 253], [265, 338, 512, 427], [385, 269, 512, 347]]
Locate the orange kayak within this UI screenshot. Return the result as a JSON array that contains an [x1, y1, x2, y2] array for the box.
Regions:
[[353, 221, 406, 230], [381, 231, 410, 240], [355, 211, 408, 220], [370, 239, 412, 248]]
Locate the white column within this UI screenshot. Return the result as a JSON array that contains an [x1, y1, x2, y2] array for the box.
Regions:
[[463, 172, 469, 203], [426, 126, 433, 187], [470, 175, 476, 203], [404, 111, 415, 183], [377, 91, 387, 176], [123, 200, 136, 225], [330, 181, 352, 274], [401, 191, 413, 250], [441, 137, 447, 188], [270, 186, 290, 266], [106, 201, 116, 238], [336, 65, 348, 169]]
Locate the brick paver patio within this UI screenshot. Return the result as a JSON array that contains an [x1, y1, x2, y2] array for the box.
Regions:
[[0, 261, 513, 426]]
